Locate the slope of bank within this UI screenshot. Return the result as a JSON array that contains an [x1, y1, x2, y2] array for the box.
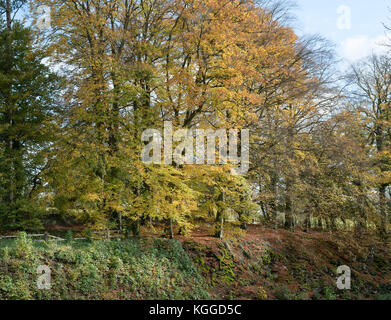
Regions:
[[1, 226, 391, 300], [0, 234, 209, 300], [182, 225, 391, 300]]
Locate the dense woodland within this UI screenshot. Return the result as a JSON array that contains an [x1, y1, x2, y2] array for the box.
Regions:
[[0, 0, 390, 239]]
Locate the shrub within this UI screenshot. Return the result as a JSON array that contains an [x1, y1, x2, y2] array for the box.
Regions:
[[15, 232, 33, 258]]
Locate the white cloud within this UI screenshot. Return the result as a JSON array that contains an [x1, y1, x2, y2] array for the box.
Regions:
[[341, 34, 390, 62]]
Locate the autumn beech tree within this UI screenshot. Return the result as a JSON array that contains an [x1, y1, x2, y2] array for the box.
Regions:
[[30, 0, 179, 233], [29, 0, 285, 235], [157, 0, 305, 130], [20, 0, 391, 237], [349, 54, 391, 236], [247, 29, 338, 229], [155, 0, 331, 231]]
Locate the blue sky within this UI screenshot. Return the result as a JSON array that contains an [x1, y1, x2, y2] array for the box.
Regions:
[[293, 0, 390, 69]]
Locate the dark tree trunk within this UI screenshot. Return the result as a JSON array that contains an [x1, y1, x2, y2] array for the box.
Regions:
[[215, 214, 224, 239], [5, 0, 15, 218], [131, 219, 140, 237], [169, 218, 174, 239], [304, 214, 311, 232], [214, 192, 225, 239], [284, 194, 294, 230], [6, 0, 11, 30], [240, 222, 247, 230], [317, 217, 323, 230], [379, 184, 388, 236], [118, 212, 122, 232]]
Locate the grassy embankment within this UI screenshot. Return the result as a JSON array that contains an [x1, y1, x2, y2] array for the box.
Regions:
[[0, 233, 209, 300], [1, 226, 391, 300]]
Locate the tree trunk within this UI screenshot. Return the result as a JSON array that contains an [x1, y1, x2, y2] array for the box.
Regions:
[[118, 212, 123, 232], [284, 124, 295, 231], [214, 209, 225, 239], [379, 184, 388, 236], [269, 170, 278, 224], [317, 217, 323, 230], [131, 220, 140, 237], [217, 215, 224, 239], [169, 218, 174, 239], [5, 0, 15, 220], [304, 214, 311, 232], [240, 222, 247, 230], [6, 0, 11, 30], [214, 192, 225, 238], [284, 194, 294, 230]]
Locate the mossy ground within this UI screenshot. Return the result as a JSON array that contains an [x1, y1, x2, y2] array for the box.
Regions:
[[1, 225, 391, 300]]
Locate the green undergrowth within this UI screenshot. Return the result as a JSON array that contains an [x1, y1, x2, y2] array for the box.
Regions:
[[0, 233, 210, 300], [2, 230, 391, 300]]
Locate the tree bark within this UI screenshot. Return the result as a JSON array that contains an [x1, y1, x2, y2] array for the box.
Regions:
[[6, 0, 11, 30], [131, 220, 140, 237], [169, 218, 174, 239], [5, 0, 15, 216], [379, 184, 388, 235], [217, 215, 224, 239], [214, 192, 225, 239], [284, 194, 294, 230], [118, 212, 122, 232]]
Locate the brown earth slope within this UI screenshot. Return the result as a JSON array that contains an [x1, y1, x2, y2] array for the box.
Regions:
[[178, 225, 391, 300]]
